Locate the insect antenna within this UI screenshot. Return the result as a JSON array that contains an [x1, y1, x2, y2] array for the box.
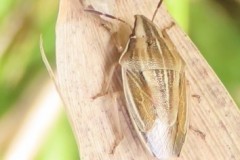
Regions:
[[84, 9, 132, 30], [151, 0, 164, 22]]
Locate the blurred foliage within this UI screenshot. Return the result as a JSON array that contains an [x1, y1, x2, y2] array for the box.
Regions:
[[0, 0, 239, 159], [36, 114, 79, 160], [167, 0, 240, 105], [0, 0, 79, 159], [0, 0, 56, 114]]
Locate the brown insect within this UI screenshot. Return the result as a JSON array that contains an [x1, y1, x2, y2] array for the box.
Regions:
[[86, 0, 188, 158]]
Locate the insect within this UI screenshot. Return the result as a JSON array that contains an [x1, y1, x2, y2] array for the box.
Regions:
[[86, 0, 189, 159]]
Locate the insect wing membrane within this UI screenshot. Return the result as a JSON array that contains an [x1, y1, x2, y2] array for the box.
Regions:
[[119, 15, 188, 159]]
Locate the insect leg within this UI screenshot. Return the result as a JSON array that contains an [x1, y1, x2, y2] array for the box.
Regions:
[[162, 21, 176, 38], [108, 91, 125, 154], [92, 62, 120, 99]]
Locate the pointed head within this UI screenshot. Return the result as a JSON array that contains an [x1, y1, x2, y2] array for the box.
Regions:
[[119, 15, 163, 69], [131, 15, 160, 39]]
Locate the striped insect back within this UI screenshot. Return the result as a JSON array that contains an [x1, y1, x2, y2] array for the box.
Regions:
[[119, 6, 188, 160], [85, 0, 188, 159]]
